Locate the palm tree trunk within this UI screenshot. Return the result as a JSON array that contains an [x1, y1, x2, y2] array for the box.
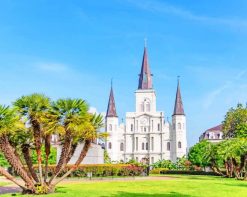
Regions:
[[22, 144, 39, 182], [0, 136, 36, 192], [51, 140, 91, 186], [0, 166, 27, 190], [48, 131, 72, 184], [44, 134, 51, 182], [65, 143, 78, 164], [32, 119, 43, 186]]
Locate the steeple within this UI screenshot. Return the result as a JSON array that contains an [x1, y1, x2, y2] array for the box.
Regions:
[[173, 77, 185, 116], [106, 82, 118, 117], [138, 43, 153, 90]]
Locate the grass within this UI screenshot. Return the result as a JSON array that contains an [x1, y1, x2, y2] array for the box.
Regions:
[[0, 182, 9, 186], [1, 175, 247, 197]]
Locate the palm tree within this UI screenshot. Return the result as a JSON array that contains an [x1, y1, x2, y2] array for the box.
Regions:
[[13, 93, 51, 186], [53, 113, 105, 186], [48, 98, 89, 184], [0, 105, 35, 192]]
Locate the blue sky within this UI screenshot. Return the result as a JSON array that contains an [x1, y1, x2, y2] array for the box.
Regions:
[[0, 0, 247, 146]]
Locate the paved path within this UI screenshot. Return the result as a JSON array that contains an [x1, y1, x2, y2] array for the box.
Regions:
[[0, 186, 21, 195]]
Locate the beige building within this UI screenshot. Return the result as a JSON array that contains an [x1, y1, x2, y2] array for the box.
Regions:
[[199, 124, 224, 143]]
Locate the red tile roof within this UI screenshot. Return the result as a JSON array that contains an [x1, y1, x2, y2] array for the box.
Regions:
[[206, 124, 222, 132]]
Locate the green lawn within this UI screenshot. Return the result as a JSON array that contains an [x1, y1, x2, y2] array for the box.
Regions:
[[1, 175, 247, 197]]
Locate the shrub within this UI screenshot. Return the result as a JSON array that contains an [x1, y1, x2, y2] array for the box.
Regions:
[[150, 168, 168, 174], [160, 170, 223, 176], [30, 164, 146, 177]]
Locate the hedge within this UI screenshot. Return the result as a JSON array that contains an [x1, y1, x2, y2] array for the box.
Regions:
[[30, 164, 146, 177], [160, 170, 223, 176]]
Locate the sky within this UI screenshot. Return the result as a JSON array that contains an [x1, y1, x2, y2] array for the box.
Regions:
[[0, 0, 247, 147]]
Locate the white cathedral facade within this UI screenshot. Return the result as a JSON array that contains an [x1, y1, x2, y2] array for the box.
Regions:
[[105, 46, 187, 164]]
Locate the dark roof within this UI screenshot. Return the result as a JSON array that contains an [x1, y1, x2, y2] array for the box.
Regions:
[[173, 79, 185, 116], [206, 124, 222, 132], [138, 47, 153, 89], [106, 86, 118, 117]]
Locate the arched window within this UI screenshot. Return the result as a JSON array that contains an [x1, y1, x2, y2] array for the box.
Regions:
[[178, 123, 181, 130], [146, 103, 150, 112], [108, 142, 112, 149], [140, 103, 144, 112], [131, 124, 133, 131], [167, 142, 170, 151], [157, 123, 160, 131], [146, 142, 148, 150], [120, 143, 124, 151], [142, 142, 145, 150], [109, 124, 112, 131], [178, 141, 182, 149]]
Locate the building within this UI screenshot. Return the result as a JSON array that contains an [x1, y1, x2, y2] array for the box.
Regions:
[[105, 46, 187, 164], [56, 143, 104, 164], [199, 124, 224, 143]]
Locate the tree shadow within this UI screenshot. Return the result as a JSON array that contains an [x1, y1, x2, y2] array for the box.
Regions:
[[220, 183, 247, 188], [101, 191, 194, 197]]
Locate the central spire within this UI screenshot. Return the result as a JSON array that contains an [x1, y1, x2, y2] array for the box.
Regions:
[[138, 43, 153, 90]]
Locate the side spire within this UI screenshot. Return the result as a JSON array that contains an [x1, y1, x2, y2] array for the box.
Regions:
[[173, 76, 185, 116], [106, 81, 118, 117], [138, 41, 153, 89]]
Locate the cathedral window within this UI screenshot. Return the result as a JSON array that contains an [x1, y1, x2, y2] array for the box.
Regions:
[[178, 123, 181, 130], [109, 124, 112, 131], [173, 123, 175, 130], [120, 143, 124, 151], [146, 103, 150, 112], [151, 137, 154, 151], [151, 120, 153, 132], [167, 142, 170, 151], [178, 141, 182, 149], [108, 142, 112, 149], [142, 142, 145, 150], [144, 127, 146, 132], [157, 123, 160, 131], [140, 103, 144, 112], [136, 137, 138, 151], [131, 124, 133, 131], [146, 142, 148, 150]]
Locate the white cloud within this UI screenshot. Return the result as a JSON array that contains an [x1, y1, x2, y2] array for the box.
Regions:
[[203, 70, 247, 109], [128, 0, 247, 28], [36, 63, 68, 72]]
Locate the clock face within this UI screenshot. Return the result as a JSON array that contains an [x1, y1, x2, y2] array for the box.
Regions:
[[140, 117, 148, 125]]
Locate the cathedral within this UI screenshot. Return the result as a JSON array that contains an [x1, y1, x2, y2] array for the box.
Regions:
[[105, 46, 187, 164]]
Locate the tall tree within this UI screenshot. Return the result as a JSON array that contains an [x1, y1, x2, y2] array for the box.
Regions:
[[14, 93, 51, 187], [222, 103, 247, 138]]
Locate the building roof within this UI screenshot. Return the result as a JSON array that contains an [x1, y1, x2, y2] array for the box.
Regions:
[[106, 85, 118, 118], [173, 78, 185, 116], [138, 47, 153, 89], [206, 124, 223, 132]]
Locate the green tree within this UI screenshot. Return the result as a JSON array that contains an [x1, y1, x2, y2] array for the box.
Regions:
[[0, 94, 105, 194], [188, 140, 211, 168], [222, 103, 247, 138]]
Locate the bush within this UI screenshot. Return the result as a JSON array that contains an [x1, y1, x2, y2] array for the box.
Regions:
[[150, 168, 168, 174], [160, 170, 223, 176], [30, 164, 146, 177]]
